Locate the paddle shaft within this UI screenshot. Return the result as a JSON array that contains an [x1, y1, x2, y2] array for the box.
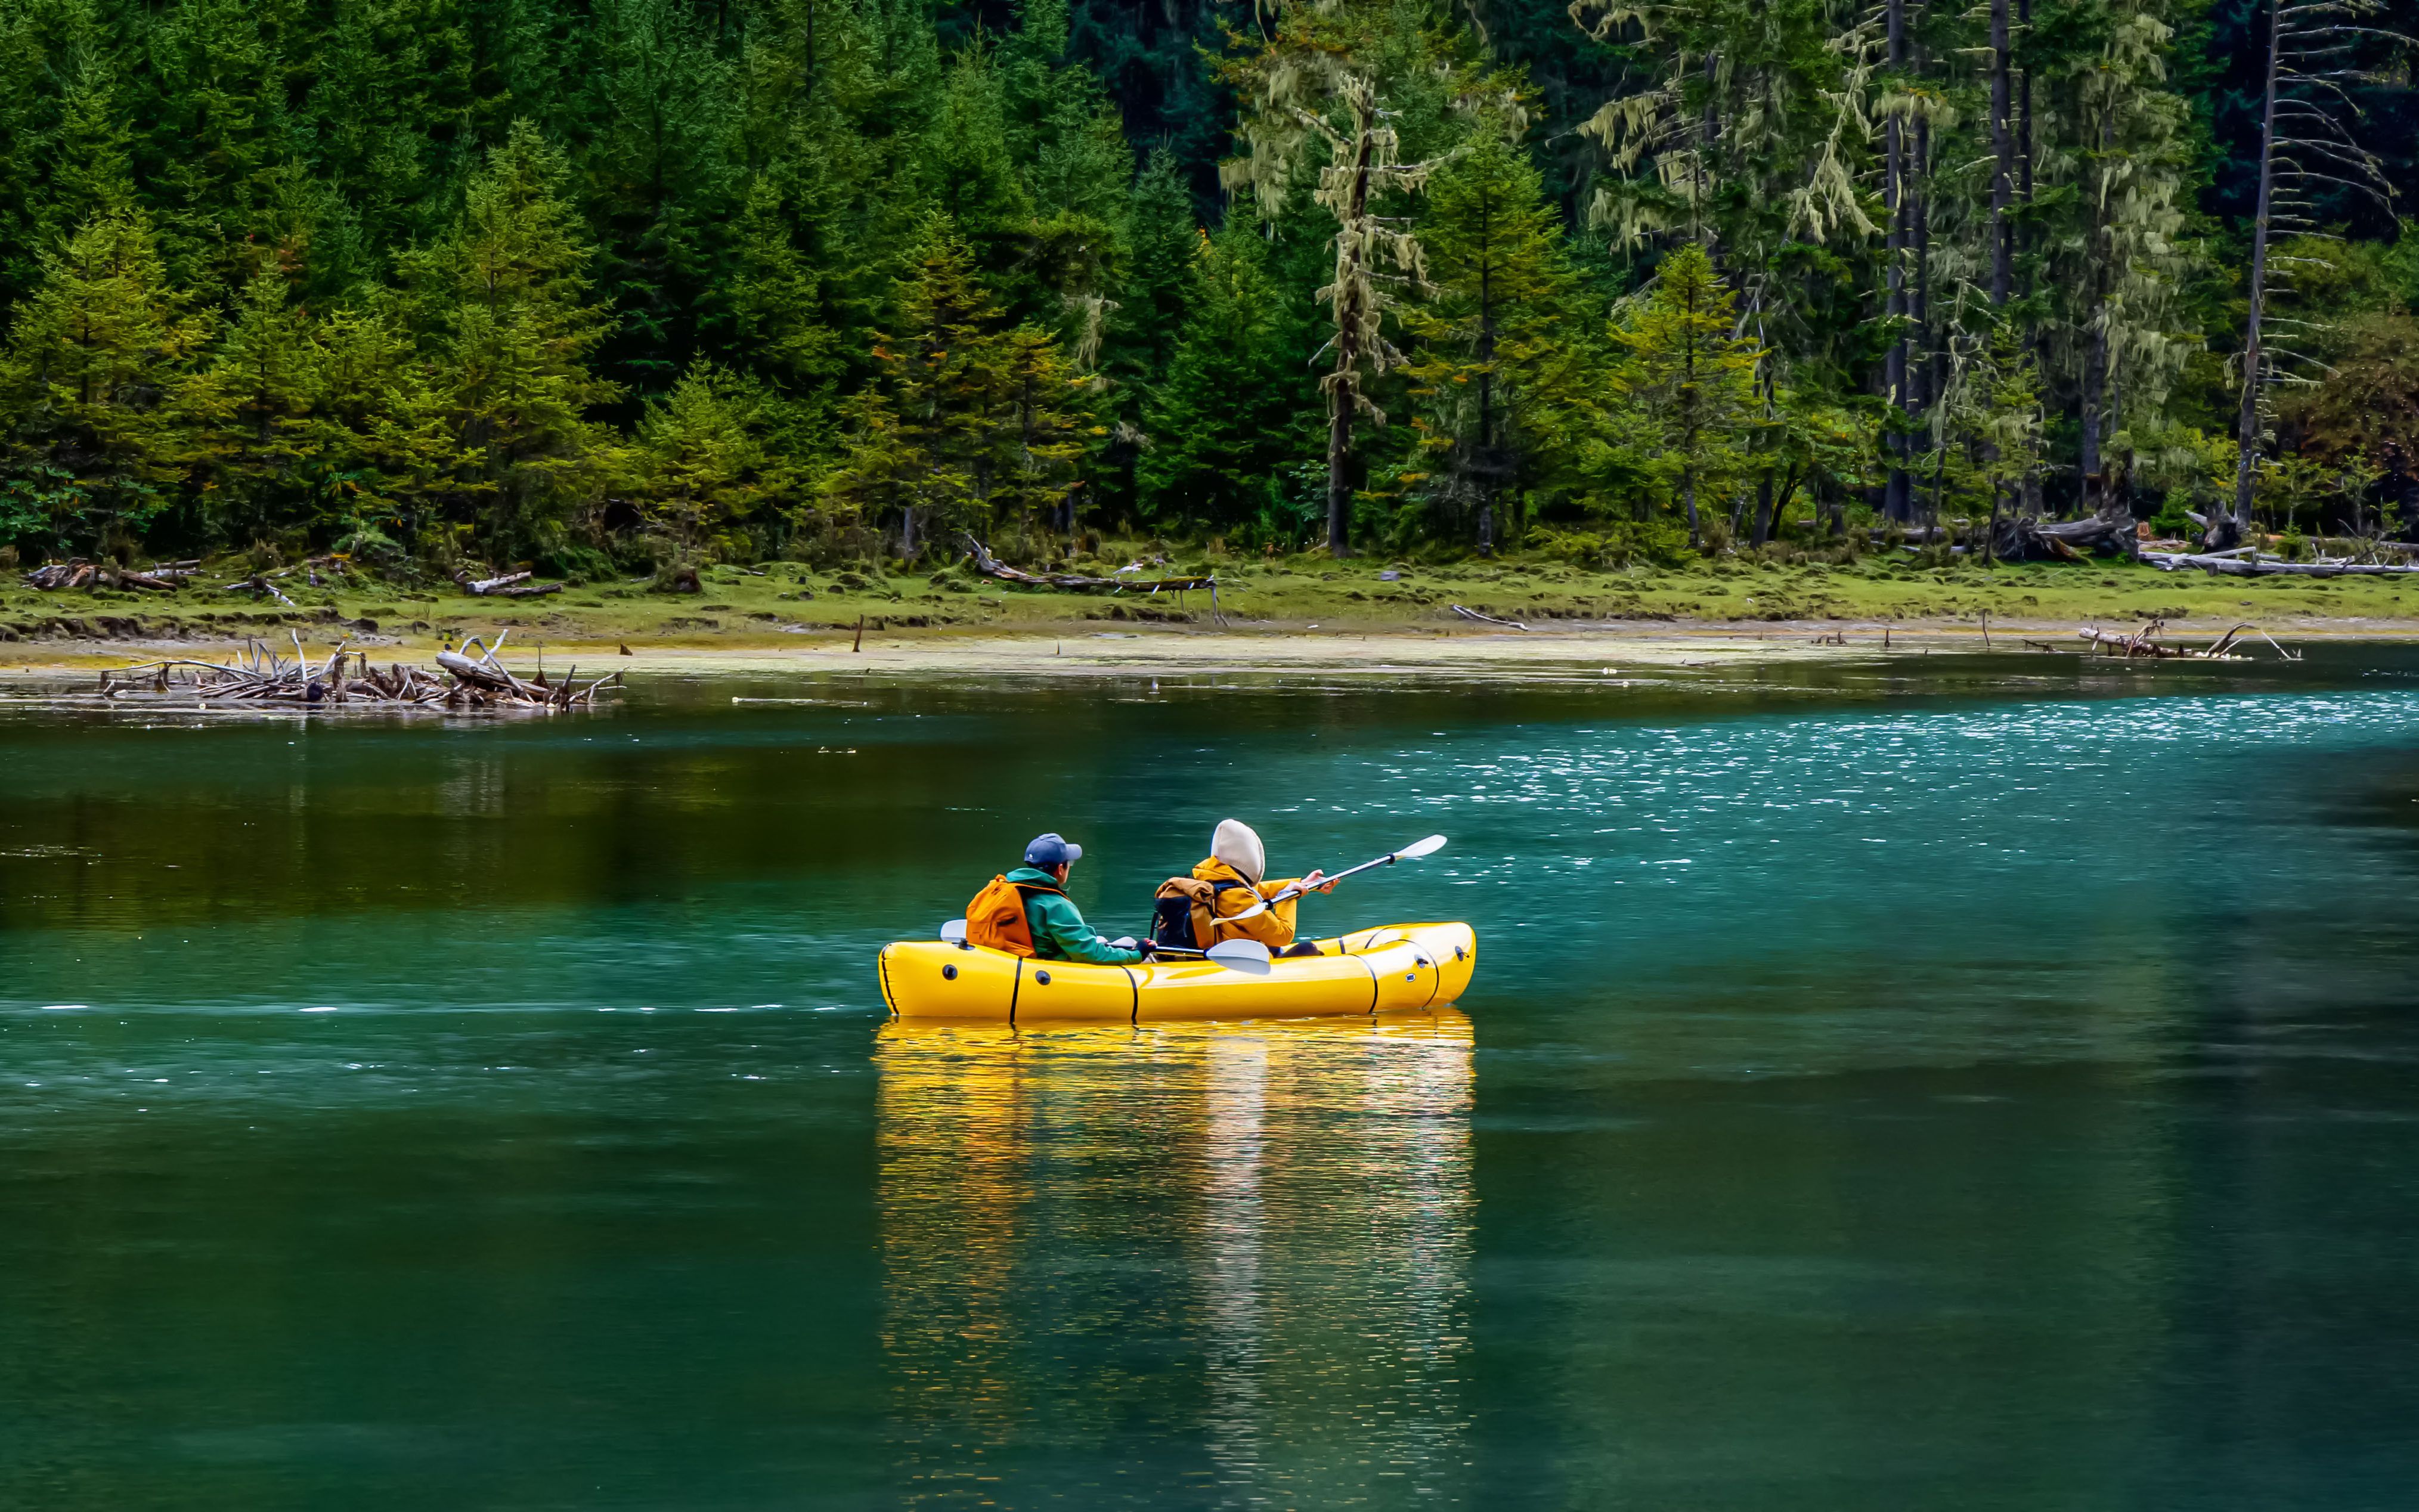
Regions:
[[1248, 842, 1413, 900]]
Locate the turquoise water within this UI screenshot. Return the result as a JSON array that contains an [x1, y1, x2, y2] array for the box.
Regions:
[[5, 652, 2419, 1508]]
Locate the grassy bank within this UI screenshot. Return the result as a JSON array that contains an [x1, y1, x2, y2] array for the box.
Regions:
[[4, 549, 2415, 664]]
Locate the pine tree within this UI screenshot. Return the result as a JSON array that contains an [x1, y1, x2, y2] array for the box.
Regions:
[[634, 363, 794, 561], [1108, 148, 1197, 388], [1968, 320, 2045, 557], [299, 0, 479, 264], [2043, 0, 2193, 515], [1223, 2, 1494, 556], [723, 175, 846, 411], [135, 0, 305, 298], [0, 209, 209, 556], [990, 323, 1089, 536], [305, 298, 460, 560], [826, 217, 1085, 556], [401, 120, 621, 554], [923, 54, 1036, 286], [0, 0, 137, 317], [581, 0, 740, 392], [1400, 133, 1581, 553], [189, 268, 317, 545], [1138, 222, 1315, 535], [1609, 242, 1763, 546]]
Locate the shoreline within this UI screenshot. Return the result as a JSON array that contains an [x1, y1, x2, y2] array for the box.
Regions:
[[1, 615, 2406, 688], [8, 550, 2419, 684]]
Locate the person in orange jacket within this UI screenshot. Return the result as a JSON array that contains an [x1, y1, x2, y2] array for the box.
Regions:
[[1153, 819, 1335, 956]]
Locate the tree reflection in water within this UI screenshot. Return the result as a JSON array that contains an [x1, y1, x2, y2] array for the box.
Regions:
[[875, 1012, 1474, 1507]]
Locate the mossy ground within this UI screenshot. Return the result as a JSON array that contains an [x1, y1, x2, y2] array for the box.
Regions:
[[2, 548, 2414, 663]]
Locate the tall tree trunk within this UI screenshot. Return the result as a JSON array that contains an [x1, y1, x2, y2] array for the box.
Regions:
[[1696, 51, 1718, 244], [2080, 317, 2107, 512], [1752, 469, 1774, 547], [2018, 0, 2043, 519], [1477, 243, 1497, 556], [1990, 0, 2014, 306], [2231, 0, 2283, 539], [1324, 107, 1379, 559], [1914, 114, 1934, 472], [1884, 0, 1910, 522], [1327, 402, 1353, 557]]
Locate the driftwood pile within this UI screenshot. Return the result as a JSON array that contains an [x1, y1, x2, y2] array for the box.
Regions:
[[97, 630, 621, 711], [961, 534, 1225, 624], [23, 559, 203, 591], [24, 554, 575, 602], [2071, 620, 2299, 661]]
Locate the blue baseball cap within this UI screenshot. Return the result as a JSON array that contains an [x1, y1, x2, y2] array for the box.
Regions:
[[1024, 832, 1083, 867]]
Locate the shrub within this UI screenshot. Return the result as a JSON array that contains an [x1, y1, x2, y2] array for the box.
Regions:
[[1528, 519, 1692, 569]]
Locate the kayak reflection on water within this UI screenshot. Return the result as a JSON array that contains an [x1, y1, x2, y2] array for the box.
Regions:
[[874, 1011, 1475, 1504]]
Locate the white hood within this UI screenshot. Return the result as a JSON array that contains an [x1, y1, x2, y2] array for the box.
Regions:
[[1212, 819, 1266, 886]]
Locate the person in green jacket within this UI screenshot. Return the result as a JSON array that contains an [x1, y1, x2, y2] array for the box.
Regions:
[[1008, 832, 1145, 965]]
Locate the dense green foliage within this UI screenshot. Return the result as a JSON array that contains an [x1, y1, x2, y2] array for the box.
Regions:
[[0, 0, 2411, 574]]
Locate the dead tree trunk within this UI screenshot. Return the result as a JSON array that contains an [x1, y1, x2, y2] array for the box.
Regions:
[[2229, 0, 2283, 548], [1884, 0, 1912, 522]]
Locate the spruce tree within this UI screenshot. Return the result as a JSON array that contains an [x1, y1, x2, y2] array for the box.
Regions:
[[135, 0, 303, 298], [1139, 222, 1314, 535], [922, 54, 1036, 287], [634, 363, 794, 561], [1108, 148, 1197, 389], [828, 216, 1088, 556], [190, 268, 316, 545], [401, 120, 620, 556], [306, 299, 459, 559], [0, 209, 208, 556], [1400, 133, 1581, 553], [582, 0, 740, 392], [1609, 242, 1763, 547], [723, 175, 845, 414]]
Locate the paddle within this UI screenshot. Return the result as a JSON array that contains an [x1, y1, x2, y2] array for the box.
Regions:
[[1222, 834, 1448, 922], [1112, 936, 1272, 967], [939, 920, 1271, 969]]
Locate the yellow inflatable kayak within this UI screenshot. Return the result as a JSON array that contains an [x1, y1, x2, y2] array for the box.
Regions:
[[878, 922, 1478, 1024]]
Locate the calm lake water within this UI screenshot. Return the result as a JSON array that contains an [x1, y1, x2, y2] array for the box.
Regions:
[[6, 647, 2419, 1509]]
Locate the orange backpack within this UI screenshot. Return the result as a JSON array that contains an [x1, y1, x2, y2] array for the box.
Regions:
[[965, 875, 1061, 956]]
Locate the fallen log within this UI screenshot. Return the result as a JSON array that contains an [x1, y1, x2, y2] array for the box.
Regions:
[[1994, 510, 2138, 562], [456, 568, 565, 598], [24, 560, 97, 590], [961, 534, 1215, 592], [1450, 603, 1528, 630], [2143, 550, 2419, 578], [220, 574, 298, 606], [959, 534, 1224, 624]]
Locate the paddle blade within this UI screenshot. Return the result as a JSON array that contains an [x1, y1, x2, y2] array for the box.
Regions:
[[1396, 834, 1448, 860], [939, 919, 968, 943], [1225, 898, 1271, 922], [1206, 938, 1273, 973]]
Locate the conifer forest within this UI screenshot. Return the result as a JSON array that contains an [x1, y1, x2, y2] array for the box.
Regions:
[[0, 0, 2413, 575]]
